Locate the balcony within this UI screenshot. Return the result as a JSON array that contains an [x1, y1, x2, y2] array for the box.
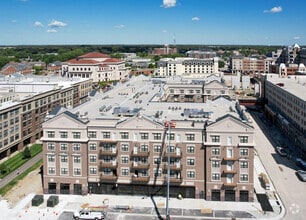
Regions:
[[131, 162, 150, 170], [164, 176, 182, 183], [130, 150, 150, 157], [100, 174, 118, 182], [99, 161, 118, 169], [131, 175, 150, 183], [99, 149, 117, 156], [223, 157, 237, 161], [163, 163, 182, 172], [223, 182, 237, 187], [163, 151, 182, 158], [223, 170, 237, 174]]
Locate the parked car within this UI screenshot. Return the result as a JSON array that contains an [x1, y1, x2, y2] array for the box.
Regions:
[[73, 209, 106, 220], [296, 170, 306, 182], [276, 147, 287, 157], [295, 158, 306, 171]]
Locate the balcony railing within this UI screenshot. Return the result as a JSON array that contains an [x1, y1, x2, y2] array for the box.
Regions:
[[100, 174, 118, 182], [99, 149, 117, 156], [163, 163, 182, 172], [131, 175, 150, 183], [164, 176, 182, 183], [130, 150, 150, 157], [163, 151, 182, 158], [223, 157, 237, 161], [131, 162, 150, 169], [99, 161, 118, 169], [223, 170, 237, 174], [223, 182, 237, 187]]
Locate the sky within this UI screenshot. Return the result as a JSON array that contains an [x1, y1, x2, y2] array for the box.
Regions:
[[1, 0, 305, 46]]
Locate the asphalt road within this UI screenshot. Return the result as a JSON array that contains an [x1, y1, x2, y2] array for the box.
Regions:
[[250, 112, 306, 220], [0, 152, 42, 189]]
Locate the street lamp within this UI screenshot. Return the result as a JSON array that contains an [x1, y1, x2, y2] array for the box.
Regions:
[[164, 120, 176, 220]]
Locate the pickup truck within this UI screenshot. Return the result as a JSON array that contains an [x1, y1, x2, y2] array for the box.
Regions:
[[73, 209, 106, 220]]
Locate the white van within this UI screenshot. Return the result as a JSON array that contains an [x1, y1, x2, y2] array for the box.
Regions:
[[73, 209, 106, 220]]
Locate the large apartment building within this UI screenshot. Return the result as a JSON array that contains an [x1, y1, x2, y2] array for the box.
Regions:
[[61, 52, 130, 83], [262, 74, 306, 159], [0, 75, 92, 159], [41, 75, 255, 202]]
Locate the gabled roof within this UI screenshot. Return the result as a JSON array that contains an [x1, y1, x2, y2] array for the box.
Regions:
[[78, 52, 110, 59], [209, 113, 253, 129], [66, 59, 99, 64]]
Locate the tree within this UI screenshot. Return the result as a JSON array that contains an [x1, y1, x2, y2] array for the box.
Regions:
[[23, 146, 31, 159]]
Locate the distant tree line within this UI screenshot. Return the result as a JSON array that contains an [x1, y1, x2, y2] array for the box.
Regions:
[[0, 44, 286, 69]]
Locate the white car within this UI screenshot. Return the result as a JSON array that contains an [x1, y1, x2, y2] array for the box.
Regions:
[[73, 209, 106, 220]]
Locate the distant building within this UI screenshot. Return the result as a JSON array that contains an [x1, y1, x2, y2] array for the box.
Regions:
[[186, 50, 216, 59], [0, 75, 92, 159], [1, 62, 34, 75], [61, 52, 130, 83], [230, 56, 272, 75], [152, 44, 178, 55]]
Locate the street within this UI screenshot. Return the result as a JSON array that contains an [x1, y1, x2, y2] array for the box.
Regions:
[[250, 111, 306, 220]]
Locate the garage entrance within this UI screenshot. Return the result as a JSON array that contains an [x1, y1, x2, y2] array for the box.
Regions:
[[225, 190, 235, 201]]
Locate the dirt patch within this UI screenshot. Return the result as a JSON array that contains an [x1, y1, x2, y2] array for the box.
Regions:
[[3, 168, 43, 208]]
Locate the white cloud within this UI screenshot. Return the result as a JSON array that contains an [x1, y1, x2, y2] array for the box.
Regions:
[[264, 6, 282, 13], [114, 24, 125, 29], [162, 0, 176, 8], [47, 29, 57, 33], [192, 17, 200, 21], [162, 30, 168, 33], [11, 20, 17, 23], [294, 36, 300, 40], [19, 0, 29, 2], [34, 21, 43, 27], [48, 19, 67, 28]]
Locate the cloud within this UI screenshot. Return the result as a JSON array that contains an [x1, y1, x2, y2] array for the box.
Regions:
[[294, 36, 300, 40], [11, 20, 17, 23], [34, 21, 43, 27], [192, 17, 200, 21], [19, 0, 29, 2], [264, 6, 282, 13], [114, 24, 125, 29], [47, 29, 57, 33], [48, 19, 67, 28], [162, 30, 168, 33], [162, 0, 176, 8]]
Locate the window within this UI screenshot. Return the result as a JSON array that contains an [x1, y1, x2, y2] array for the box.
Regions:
[[74, 156, 81, 163], [60, 155, 68, 163], [89, 167, 97, 175], [121, 168, 129, 176], [187, 171, 195, 179], [187, 158, 195, 166], [212, 160, 220, 168], [74, 168, 81, 176], [240, 174, 249, 182], [121, 144, 129, 152], [167, 146, 175, 153], [73, 144, 81, 151], [154, 158, 161, 164], [239, 136, 248, 143], [47, 131, 55, 138], [211, 135, 220, 142], [154, 145, 162, 152], [240, 161, 248, 168], [187, 146, 195, 154], [120, 132, 129, 139], [47, 155, 55, 162], [89, 143, 97, 151], [47, 143, 55, 151], [89, 155, 97, 163], [102, 132, 110, 139], [140, 133, 148, 140], [48, 167, 55, 175], [240, 148, 249, 156], [212, 173, 221, 181], [167, 133, 175, 140], [140, 145, 148, 152], [88, 131, 97, 138], [186, 134, 195, 141], [154, 169, 162, 177], [153, 133, 161, 140], [211, 147, 220, 156], [121, 156, 129, 164], [60, 132, 68, 138], [60, 143, 68, 151], [61, 168, 68, 175], [73, 132, 81, 139]]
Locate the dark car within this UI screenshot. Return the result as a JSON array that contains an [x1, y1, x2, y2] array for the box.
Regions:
[[296, 170, 306, 182], [276, 147, 287, 157]]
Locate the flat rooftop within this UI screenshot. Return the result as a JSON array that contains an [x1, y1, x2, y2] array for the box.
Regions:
[[71, 75, 249, 124], [266, 74, 306, 101]]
